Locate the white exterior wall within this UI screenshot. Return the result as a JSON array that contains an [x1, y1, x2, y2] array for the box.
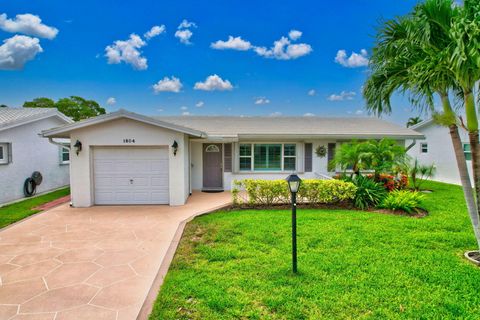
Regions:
[[406, 123, 472, 185], [190, 139, 338, 191], [69, 118, 189, 207], [0, 117, 70, 204]]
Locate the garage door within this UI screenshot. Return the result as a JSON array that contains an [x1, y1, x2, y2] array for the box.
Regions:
[[93, 147, 169, 205]]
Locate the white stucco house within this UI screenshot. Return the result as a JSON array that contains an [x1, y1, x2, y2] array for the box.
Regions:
[[0, 108, 73, 204], [41, 109, 423, 207], [406, 119, 473, 185]]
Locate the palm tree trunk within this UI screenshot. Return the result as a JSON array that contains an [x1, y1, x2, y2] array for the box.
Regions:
[[441, 92, 480, 248]]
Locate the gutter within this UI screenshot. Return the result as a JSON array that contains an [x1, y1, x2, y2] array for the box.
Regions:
[[405, 139, 416, 152], [47, 137, 70, 150]]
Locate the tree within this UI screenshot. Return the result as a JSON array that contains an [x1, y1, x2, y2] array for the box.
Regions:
[[0, 104, 8, 108], [406, 117, 423, 127], [330, 140, 368, 176], [23, 96, 106, 121], [363, 0, 480, 249]]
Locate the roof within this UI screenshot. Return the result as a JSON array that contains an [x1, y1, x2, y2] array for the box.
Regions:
[[41, 109, 424, 140], [410, 119, 435, 131], [0, 108, 73, 132], [154, 116, 424, 139], [41, 109, 206, 138]]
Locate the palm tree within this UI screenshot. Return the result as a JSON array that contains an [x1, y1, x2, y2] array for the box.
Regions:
[[363, 0, 480, 248], [406, 117, 423, 127], [330, 140, 367, 176], [361, 139, 406, 178]]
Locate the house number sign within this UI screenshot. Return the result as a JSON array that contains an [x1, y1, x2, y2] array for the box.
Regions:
[[123, 138, 136, 143]]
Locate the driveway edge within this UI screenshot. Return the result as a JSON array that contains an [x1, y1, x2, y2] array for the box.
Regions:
[[136, 203, 231, 320]]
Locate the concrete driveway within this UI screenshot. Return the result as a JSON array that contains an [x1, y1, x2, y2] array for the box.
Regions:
[[0, 191, 231, 320]]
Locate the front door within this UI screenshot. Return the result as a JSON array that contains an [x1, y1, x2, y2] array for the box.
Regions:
[[203, 143, 223, 190]]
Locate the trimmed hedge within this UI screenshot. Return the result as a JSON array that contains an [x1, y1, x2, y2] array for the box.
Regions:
[[232, 179, 357, 207]]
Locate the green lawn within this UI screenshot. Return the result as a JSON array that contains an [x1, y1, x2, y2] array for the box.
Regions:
[[0, 187, 70, 229], [151, 181, 480, 319]]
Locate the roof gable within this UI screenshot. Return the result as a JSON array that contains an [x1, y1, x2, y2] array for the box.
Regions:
[[41, 109, 206, 138]]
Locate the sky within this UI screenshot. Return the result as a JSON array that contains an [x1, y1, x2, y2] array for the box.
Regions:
[[0, 0, 423, 124]]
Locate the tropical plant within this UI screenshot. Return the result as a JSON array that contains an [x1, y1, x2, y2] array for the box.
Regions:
[[406, 116, 423, 127], [379, 190, 426, 214], [330, 140, 367, 176], [363, 0, 480, 249], [408, 159, 436, 191], [361, 139, 407, 177], [24, 96, 106, 121], [346, 175, 387, 210]]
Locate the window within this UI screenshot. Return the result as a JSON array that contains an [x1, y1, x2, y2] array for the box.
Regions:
[[60, 146, 70, 164], [421, 143, 428, 153], [464, 143, 472, 161], [239, 144, 252, 171], [283, 144, 296, 171], [0, 143, 10, 165], [239, 143, 296, 171], [205, 144, 220, 152]]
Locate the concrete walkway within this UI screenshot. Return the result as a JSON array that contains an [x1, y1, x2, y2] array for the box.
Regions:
[[0, 191, 231, 320]]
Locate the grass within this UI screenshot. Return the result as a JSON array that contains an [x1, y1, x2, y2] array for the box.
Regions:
[[0, 187, 70, 229], [150, 181, 480, 319]]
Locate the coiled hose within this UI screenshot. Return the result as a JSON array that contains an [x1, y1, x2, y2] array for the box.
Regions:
[[23, 177, 37, 197]]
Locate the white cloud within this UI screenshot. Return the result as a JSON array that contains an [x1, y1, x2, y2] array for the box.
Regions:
[[152, 76, 183, 93], [194, 74, 233, 91], [178, 19, 196, 29], [355, 109, 364, 115], [175, 19, 196, 45], [106, 97, 116, 105], [175, 29, 193, 44], [0, 35, 43, 70], [157, 108, 164, 112], [254, 97, 270, 105], [105, 34, 147, 70], [180, 106, 188, 111], [335, 49, 369, 68], [211, 36, 252, 51], [182, 111, 191, 116], [0, 13, 58, 39], [308, 89, 316, 96], [211, 30, 312, 60], [328, 91, 356, 101], [254, 36, 312, 60], [288, 29, 302, 40], [303, 113, 315, 117], [195, 101, 204, 107], [269, 111, 283, 117], [144, 25, 166, 40]]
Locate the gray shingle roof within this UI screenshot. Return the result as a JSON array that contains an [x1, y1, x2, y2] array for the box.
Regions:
[[0, 108, 71, 131], [154, 116, 423, 138]]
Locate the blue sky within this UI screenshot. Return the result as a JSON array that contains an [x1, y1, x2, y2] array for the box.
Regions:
[[0, 0, 421, 124]]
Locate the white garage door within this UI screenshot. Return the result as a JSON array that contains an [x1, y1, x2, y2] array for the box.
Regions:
[[93, 147, 169, 205]]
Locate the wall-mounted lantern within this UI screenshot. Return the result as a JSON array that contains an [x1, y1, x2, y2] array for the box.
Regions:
[[73, 140, 82, 156], [171, 140, 179, 156]]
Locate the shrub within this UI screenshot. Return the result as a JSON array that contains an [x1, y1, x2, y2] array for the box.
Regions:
[[366, 173, 409, 191], [379, 190, 426, 214], [232, 179, 357, 207], [349, 175, 387, 210]]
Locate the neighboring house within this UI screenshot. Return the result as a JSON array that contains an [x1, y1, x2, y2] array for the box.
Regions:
[[41, 109, 423, 207], [0, 108, 73, 204], [407, 119, 473, 185]]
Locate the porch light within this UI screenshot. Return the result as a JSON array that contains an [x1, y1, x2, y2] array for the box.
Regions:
[[171, 140, 179, 156], [286, 173, 302, 273], [73, 140, 82, 156]]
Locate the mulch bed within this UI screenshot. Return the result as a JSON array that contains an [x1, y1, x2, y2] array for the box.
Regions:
[[32, 195, 71, 211]]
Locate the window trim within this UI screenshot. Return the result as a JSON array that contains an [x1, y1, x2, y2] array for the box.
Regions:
[[420, 143, 428, 153], [60, 145, 70, 165], [0, 143, 9, 165], [238, 143, 297, 172]]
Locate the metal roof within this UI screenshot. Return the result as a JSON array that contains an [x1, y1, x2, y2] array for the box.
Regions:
[[0, 108, 72, 132]]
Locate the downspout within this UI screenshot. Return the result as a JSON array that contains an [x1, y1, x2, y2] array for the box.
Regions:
[[47, 137, 70, 150], [405, 139, 417, 152]]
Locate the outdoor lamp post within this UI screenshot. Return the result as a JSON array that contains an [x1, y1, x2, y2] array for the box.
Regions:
[[286, 174, 302, 273]]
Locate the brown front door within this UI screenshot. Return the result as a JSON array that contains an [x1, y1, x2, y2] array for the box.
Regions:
[[203, 143, 223, 190]]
